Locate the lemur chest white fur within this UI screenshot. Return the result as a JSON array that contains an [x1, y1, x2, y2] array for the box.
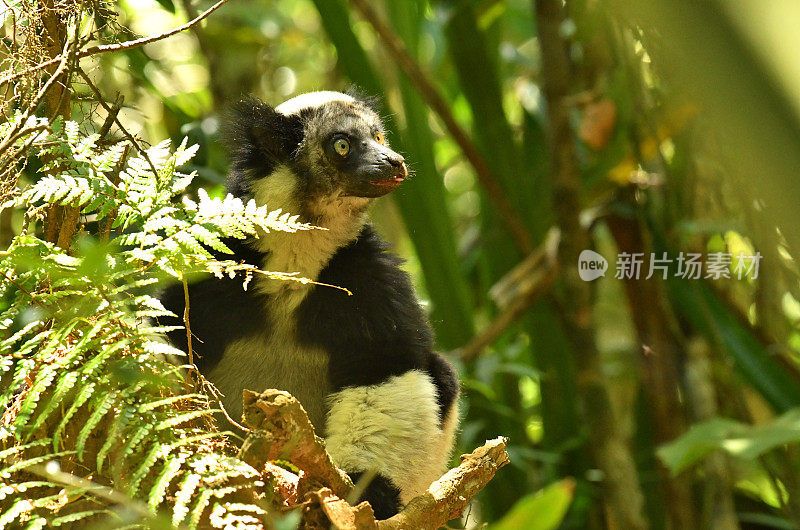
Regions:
[[208, 297, 330, 429], [208, 165, 370, 428], [248, 165, 370, 293]]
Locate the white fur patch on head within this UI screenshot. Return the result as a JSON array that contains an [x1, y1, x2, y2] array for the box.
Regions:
[[276, 91, 356, 116], [324, 370, 458, 505]]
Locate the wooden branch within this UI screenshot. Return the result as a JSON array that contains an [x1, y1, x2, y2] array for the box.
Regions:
[[76, 68, 160, 177], [241, 391, 509, 529], [181, 276, 194, 368], [238, 389, 353, 499], [97, 93, 124, 140], [378, 437, 509, 530], [347, 0, 533, 255], [458, 228, 560, 360], [302, 438, 510, 530], [0, 0, 233, 88]]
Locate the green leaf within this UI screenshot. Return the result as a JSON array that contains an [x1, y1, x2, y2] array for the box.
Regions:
[[487, 478, 575, 530], [724, 408, 800, 460], [667, 275, 800, 411], [657, 417, 743, 475]]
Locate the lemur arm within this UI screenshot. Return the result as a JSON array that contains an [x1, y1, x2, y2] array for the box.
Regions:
[[156, 238, 270, 374], [297, 226, 459, 518]]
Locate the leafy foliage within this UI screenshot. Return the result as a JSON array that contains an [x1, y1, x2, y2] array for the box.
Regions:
[[0, 113, 314, 527]]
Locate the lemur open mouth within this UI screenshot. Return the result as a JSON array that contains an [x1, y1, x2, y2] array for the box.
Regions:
[[370, 164, 407, 191]]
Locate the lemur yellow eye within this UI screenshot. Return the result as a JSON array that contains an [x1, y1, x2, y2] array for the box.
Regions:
[[374, 132, 385, 144], [333, 138, 350, 157]]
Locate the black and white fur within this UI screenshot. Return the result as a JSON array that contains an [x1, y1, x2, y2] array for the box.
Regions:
[[158, 91, 459, 519]]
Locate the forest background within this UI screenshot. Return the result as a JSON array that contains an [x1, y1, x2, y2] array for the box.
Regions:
[[3, 0, 800, 529]]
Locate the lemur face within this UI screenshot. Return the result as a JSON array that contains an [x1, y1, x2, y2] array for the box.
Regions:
[[225, 92, 407, 216], [283, 93, 407, 199]]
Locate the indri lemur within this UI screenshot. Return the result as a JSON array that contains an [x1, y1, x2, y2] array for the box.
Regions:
[[158, 91, 459, 519]]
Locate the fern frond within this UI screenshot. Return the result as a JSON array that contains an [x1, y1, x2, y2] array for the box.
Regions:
[[147, 453, 188, 512], [50, 509, 109, 527], [26, 372, 79, 438], [75, 391, 116, 460], [52, 382, 96, 451]]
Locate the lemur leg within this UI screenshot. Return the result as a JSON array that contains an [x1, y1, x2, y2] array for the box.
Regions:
[[324, 362, 459, 519]]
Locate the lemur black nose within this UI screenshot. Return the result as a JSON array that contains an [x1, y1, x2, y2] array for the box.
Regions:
[[388, 154, 405, 167]]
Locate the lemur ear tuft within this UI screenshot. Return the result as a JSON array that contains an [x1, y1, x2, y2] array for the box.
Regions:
[[345, 85, 382, 113], [223, 96, 303, 179]]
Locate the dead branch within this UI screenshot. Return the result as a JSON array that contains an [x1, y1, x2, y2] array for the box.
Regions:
[[378, 437, 509, 530], [0, 0, 233, 88], [239, 389, 353, 499], [240, 390, 509, 529], [0, 33, 71, 158], [75, 67, 159, 177], [458, 228, 560, 360], [347, 0, 533, 255], [301, 438, 510, 530]]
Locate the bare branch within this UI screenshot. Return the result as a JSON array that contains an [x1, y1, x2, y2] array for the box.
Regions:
[[378, 437, 509, 530], [241, 391, 509, 529], [239, 389, 353, 499], [0, 0, 233, 88], [0, 37, 71, 158], [75, 67, 160, 177], [458, 228, 560, 360]]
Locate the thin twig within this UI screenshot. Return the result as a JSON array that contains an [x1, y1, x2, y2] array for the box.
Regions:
[[75, 67, 160, 177], [182, 276, 194, 368], [100, 144, 129, 243], [347, 0, 533, 255], [28, 463, 152, 519], [0, 269, 39, 304], [0, 37, 71, 158], [97, 93, 124, 139], [0, 0, 234, 88], [202, 377, 251, 433]]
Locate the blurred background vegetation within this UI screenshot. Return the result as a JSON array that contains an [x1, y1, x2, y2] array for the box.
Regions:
[[7, 0, 800, 528]]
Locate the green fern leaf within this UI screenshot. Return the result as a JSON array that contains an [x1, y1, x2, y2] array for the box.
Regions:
[[53, 382, 96, 451], [113, 423, 154, 478], [26, 371, 79, 440], [187, 487, 214, 528], [147, 453, 188, 512], [138, 394, 204, 413], [0, 440, 51, 461], [128, 442, 170, 496], [14, 365, 59, 434], [171, 473, 201, 526], [14, 329, 54, 358], [76, 391, 116, 461], [156, 410, 214, 431], [0, 451, 74, 478], [51, 510, 109, 527], [25, 516, 47, 530], [81, 339, 129, 378], [0, 320, 44, 352], [96, 402, 135, 473]]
